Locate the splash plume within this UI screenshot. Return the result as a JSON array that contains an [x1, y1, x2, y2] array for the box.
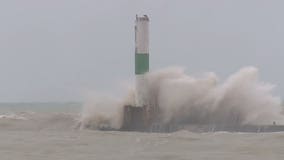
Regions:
[[80, 66, 284, 129]]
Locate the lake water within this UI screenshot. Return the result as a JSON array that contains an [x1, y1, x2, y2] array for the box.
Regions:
[[0, 103, 283, 160]]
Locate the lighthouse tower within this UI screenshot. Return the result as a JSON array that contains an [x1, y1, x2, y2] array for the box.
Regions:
[[121, 15, 150, 131], [135, 15, 149, 107]]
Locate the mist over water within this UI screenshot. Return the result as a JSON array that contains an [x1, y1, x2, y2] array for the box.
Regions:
[[80, 95, 124, 129], [1, 67, 283, 160], [80, 66, 284, 129]]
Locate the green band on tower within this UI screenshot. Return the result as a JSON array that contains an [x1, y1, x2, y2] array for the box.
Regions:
[[135, 53, 149, 74]]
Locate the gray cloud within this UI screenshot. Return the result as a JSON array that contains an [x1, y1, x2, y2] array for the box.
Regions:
[[0, 0, 283, 102]]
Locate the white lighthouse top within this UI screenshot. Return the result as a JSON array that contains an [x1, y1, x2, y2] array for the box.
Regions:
[[135, 15, 149, 54]]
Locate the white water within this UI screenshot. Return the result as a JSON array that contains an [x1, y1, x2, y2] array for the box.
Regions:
[[80, 66, 284, 129]]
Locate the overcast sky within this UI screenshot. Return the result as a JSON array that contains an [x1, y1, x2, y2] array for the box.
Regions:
[[0, 0, 283, 102]]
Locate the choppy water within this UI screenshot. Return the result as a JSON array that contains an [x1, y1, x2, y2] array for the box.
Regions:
[[0, 103, 283, 160]]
